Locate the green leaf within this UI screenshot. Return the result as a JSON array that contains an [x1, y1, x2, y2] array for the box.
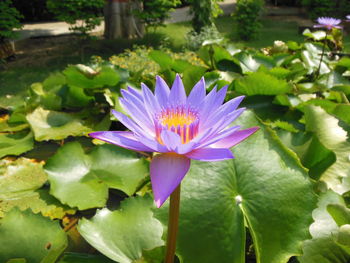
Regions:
[[299, 191, 350, 263], [64, 86, 94, 108], [0, 209, 68, 263], [156, 110, 316, 263], [0, 188, 76, 219], [182, 65, 207, 94], [0, 158, 73, 218], [6, 259, 26, 263], [149, 50, 173, 69], [0, 131, 34, 158], [336, 225, 350, 251], [304, 106, 350, 194], [328, 204, 350, 227], [234, 72, 292, 95], [45, 142, 149, 209], [44, 142, 108, 210], [78, 196, 164, 263], [89, 144, 149, 196], [0, 158, 47, 197], [64, 65, 120, 89], [57, 253, 115, 263], [26, 107, 93, 141], [0, 117, 29, 132]]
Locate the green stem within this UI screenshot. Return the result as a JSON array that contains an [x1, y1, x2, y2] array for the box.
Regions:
[[164, 184, 181, 263], [316, 31, 328, 78]]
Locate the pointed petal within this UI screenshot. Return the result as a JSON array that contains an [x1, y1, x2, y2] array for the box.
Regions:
[[119, 98, 155, 133], [187, 77, 206, 108], [127, 86, 143, 100], [155, 75, 170, 106], [134, 134, 168, 153], [141, 83, 161, 115], [111, 110, 153, 138], [150, 153, 190, 207], [169, 74, 187, 105], [197, 125, 240, 149], [202, 96, 245, 130], [209, 108, 246, 135], [160, 130, 181, 151], [121, 89, 148, 114], [198, 86, 218, 121], [175, 141, 198, 154], [212, 127, 259, 148], [186, 147, 234, 161], [89, 131, 153, 152]]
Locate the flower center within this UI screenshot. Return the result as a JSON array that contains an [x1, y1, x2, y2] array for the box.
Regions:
[[155, 106, 199, 144]]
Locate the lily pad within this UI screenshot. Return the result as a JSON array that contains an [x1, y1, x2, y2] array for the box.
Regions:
[[0, 208, 68, 263], [0, 131, 34, 158], [155, 110, 316, 263], [304, 106, 350, 194], [234, 72, 292, 95], [26, 107, 93, 141], [299, 191, 350, 263], [78, 196, 164, 263], [44, 142, 149, 210]]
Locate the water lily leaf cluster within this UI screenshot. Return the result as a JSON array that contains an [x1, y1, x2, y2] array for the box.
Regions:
[[0, 34, 349, 263]]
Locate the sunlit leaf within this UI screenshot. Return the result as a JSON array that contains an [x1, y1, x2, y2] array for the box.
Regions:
[[0, 131, 34, 158], [78, 196, 164, 263], [156, 110, 316, 263]]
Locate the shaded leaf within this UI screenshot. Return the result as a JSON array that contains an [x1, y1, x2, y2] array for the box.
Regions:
[[299, 191, 350, 263], [0, 209, 67, 263], [0, 131, 34, 158]]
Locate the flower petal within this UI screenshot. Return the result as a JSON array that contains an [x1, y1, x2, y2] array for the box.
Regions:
[[186, 148, 234, 161], [121, 88, 148, 115], [187, 77, 206, 108], [150, 153, 190, 207], [89, 131, 154, 152], [196, 125, 240, 149], [160, 130, 182, 151], [212, 127, 259, 148], [169, 74, 187, 105], [111, 110, 153, 138], [134, 134, 168, 153], [201, 96, 245, 131], [141, 83, 161, 116], [127, 86, 144, 100], [155, 75, 170, 106], [119, 98, 154, 133]]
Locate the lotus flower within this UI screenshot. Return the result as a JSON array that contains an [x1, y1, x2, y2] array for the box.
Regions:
[[89, 75, 258, 207], [314, 17, 342, 30]]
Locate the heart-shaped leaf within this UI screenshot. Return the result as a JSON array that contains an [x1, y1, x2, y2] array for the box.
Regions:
[[45, 142, 149, 209], [155, 110, 316, 263], [78, 196, 164, 263]]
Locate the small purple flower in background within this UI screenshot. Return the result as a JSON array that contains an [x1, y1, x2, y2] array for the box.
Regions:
[[346, 15, 350, 22], [314, 17, 342, 30], [89, 75, 258, 207]]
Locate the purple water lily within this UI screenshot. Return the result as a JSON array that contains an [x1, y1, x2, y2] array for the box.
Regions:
[[314, 17, 342, 30], [89, 75, 258, 207]]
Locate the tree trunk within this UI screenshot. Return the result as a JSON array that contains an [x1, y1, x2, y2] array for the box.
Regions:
[[104, 0, 144, 39]]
